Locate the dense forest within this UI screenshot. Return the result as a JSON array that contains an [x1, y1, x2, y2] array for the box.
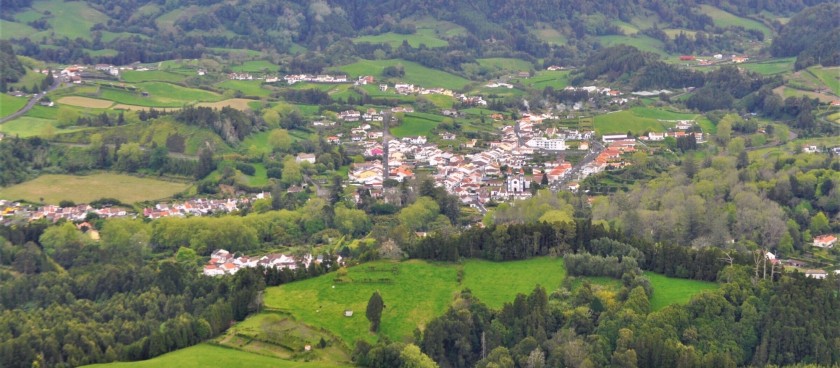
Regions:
[[3, 0, 838, 70]]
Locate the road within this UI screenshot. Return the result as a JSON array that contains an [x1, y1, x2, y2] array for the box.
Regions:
[[554, 140, 605, 190], [0, 77, 61, 124]]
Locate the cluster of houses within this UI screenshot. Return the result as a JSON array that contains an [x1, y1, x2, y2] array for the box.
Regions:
[[202, 249, 342, 276], [142, 192, 271, 219], [0, 200, 129, 225], [283, 74, 349, 84]]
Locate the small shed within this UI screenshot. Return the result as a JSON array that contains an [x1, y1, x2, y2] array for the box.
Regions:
[[344, 310, 353, 317]]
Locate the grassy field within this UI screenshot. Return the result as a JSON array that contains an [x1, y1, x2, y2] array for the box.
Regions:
[[391, 112, 445, 138], [461, 257, 566, 309], [196, 98, 259, 110], [476, 58, 534, 72], [337, 59, 470, 90], [521, 70, 571, 90], [353, 28, 448, 48], [230, 60, 279, 73], [57, 96, 114, 109], [0, 173, 190, 204], [596, 35, 666, 55], [0, 117, 88, 138], [807, 66, 840, 95], [26, 0, 109, 40], [1, 94, 28, 118], [740, 58, 795, 75], [699, 5, 772, 38], [645, 272, 718, 311], [0, 19, 37, 39], [24, 105, 59, 119], [121, 70, 189, 83], [97, 83, 222, 107], [217, 80, 272, 98], [82, 343, 347, 368], [594, 107, 705, 135], [532, 25, 567, 45]]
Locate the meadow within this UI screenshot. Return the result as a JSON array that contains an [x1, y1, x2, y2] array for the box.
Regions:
[[476, 58, 534, 72], [521, 70, 571, 90], [230, 60, 279, 73], [82, 343, 347, 368], [97, 83, 222, 107], [57, 96, 114, 109], [807, 66, 840, 95], [0, 173, 190, 204], [121, 70, 189, 83], [391, 112, 445, 138], [740, 58, 795, 75], [353, 28, 449, 48], [645, 272, 718, 311], [338, 59, 470, 90], [699, 5, 772, 38], [596, 35, 667, 55], [594, 107, 706, 135], [264, 257, 719, 346], [0, 117, 87, 138], [216, 80, 272, 98], [0, 94, 28, 118]]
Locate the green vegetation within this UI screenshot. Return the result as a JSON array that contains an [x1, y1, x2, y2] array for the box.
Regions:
[[0, 117, 87, 138], [97, 82, 222, 107], [337, 59, 470, 90], [461, 257, 566, 309], [0, 94, 27, 118], [596, 35, 666, 55], [353, 29, 448, 48], [391, 112, 444, 137], [121, 70, 189, 83], [521, 70, 570, 90], [0, 173, 189, 204], [476, 58, 534, 72], [24, 0, 109, 41], [0, 19, 37, 39], [699, 5, 772, 38], [740, 58, 795, 75], [83, 343, 346, 368], [645, 272, 718, 311], [807, 66, 840, 95], [594, 107, 704, 135], [217, 80, 272, 98], [230, 60, 279, 73]]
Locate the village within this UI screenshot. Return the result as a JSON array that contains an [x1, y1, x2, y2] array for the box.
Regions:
[[202, 248, 343, 276]]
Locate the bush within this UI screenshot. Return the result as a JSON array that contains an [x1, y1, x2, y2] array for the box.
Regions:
[[235, 162, 256, 176]]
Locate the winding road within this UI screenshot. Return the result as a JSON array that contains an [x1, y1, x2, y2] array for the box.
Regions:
[[0, 77, 60, 124]]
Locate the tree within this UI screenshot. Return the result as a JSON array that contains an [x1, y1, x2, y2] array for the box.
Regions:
[[196, 148, 215, 179], [809, 212, 830, 235], [281, 155, 302, 185], [268, 129, 292, 152], [400, 344, 439, 368], [262, 109, 280, 128], [366, 291, 384, 332]]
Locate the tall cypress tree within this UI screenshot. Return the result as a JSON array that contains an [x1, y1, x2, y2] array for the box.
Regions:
[[366, 291, 384, 332]]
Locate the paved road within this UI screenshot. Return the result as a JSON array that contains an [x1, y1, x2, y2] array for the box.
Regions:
[[555, 140, 604, 190], [0, 78, 60, 124]]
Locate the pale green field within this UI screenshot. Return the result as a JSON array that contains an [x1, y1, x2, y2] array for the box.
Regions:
[[353, 28, 449, 48], [699, 5, 772, 38], [83, 344, 347, 368], [338, 59, 470, 90], [0, 94, 28, 118], [0, 173, 190, 204], [0, 117, 88, 138]]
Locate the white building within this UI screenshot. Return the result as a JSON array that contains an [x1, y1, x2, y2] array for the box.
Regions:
[[526, 137, 566, 151]]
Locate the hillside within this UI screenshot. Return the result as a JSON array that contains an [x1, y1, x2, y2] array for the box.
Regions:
[[1, 0, 835, 71]]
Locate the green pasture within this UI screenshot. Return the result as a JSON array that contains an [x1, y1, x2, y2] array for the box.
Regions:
[[594, 107, 706, 135], [521, 70, 571, 90], [596, 35, 667, 56], [699, 5, 772, 38], [217, 80, 272, 98], [230, 60, 279, 73], [391, 112, 445, 138], [476, 58, 534, 72], [82, 343, 345, 368], [121, 70, 189, 83], [740, 58, 795, 75], [0, 173, 189, 204], [645, 272, 718, 311], [1, 94, 28, 118], [353, 28, 448, 48], [461, 257, 566, 309], [807, 66, 840, 95]]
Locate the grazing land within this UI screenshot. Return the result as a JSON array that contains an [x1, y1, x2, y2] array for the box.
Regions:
[[121, 70, 189, 83], [596, 35, 666, 55], [337, 59, 470, 90], [521, 70, 571, 90], [698, 5, 772, 38], [391, 112, 445, 138], [594, 107, 705, 135], [476, 58, 534, 72], [353, 28, 448, 48], [807, 66, 840, 95], [82, 343, 347, 368], [0, 117, 87, 138], [740, 58, 795, 75], [461, 257, 566, 309], [644, 272, 719, 311], [217, 80, 272, 98], [57, 96, 114, 109], [230, 60, 279, 73], [0, 94, 28, 118], [0, 173, 190, 204], [196, 98, 259, 110]]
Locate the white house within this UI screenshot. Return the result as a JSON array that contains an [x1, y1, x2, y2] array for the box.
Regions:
[[813, 234, 837, 249]]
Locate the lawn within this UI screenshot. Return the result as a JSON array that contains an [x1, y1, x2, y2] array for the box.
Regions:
[[57, 96, 114, 109], [121, 70, 189, 83], [461, 257, 566, 309], [337, 59, 470, 90], [645, 272, 718, 311], [0, 117, 87, 138], [1, 94, 28, 118], [0, 173, 190, 204], [353, 29, 448, 48], [241, 163, 269, 186], [82, 343, 346, 368], [594, 107, 705, 135], [740, 58, 795, 75], [532, 26, 567, 45], [699, 5, 772, 38], [0, 20, 37, 39], [217, 80, 272, 98], [196, 99, 259, 111], [24, 105, 59, 119], [391, 112, 445, 138]]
